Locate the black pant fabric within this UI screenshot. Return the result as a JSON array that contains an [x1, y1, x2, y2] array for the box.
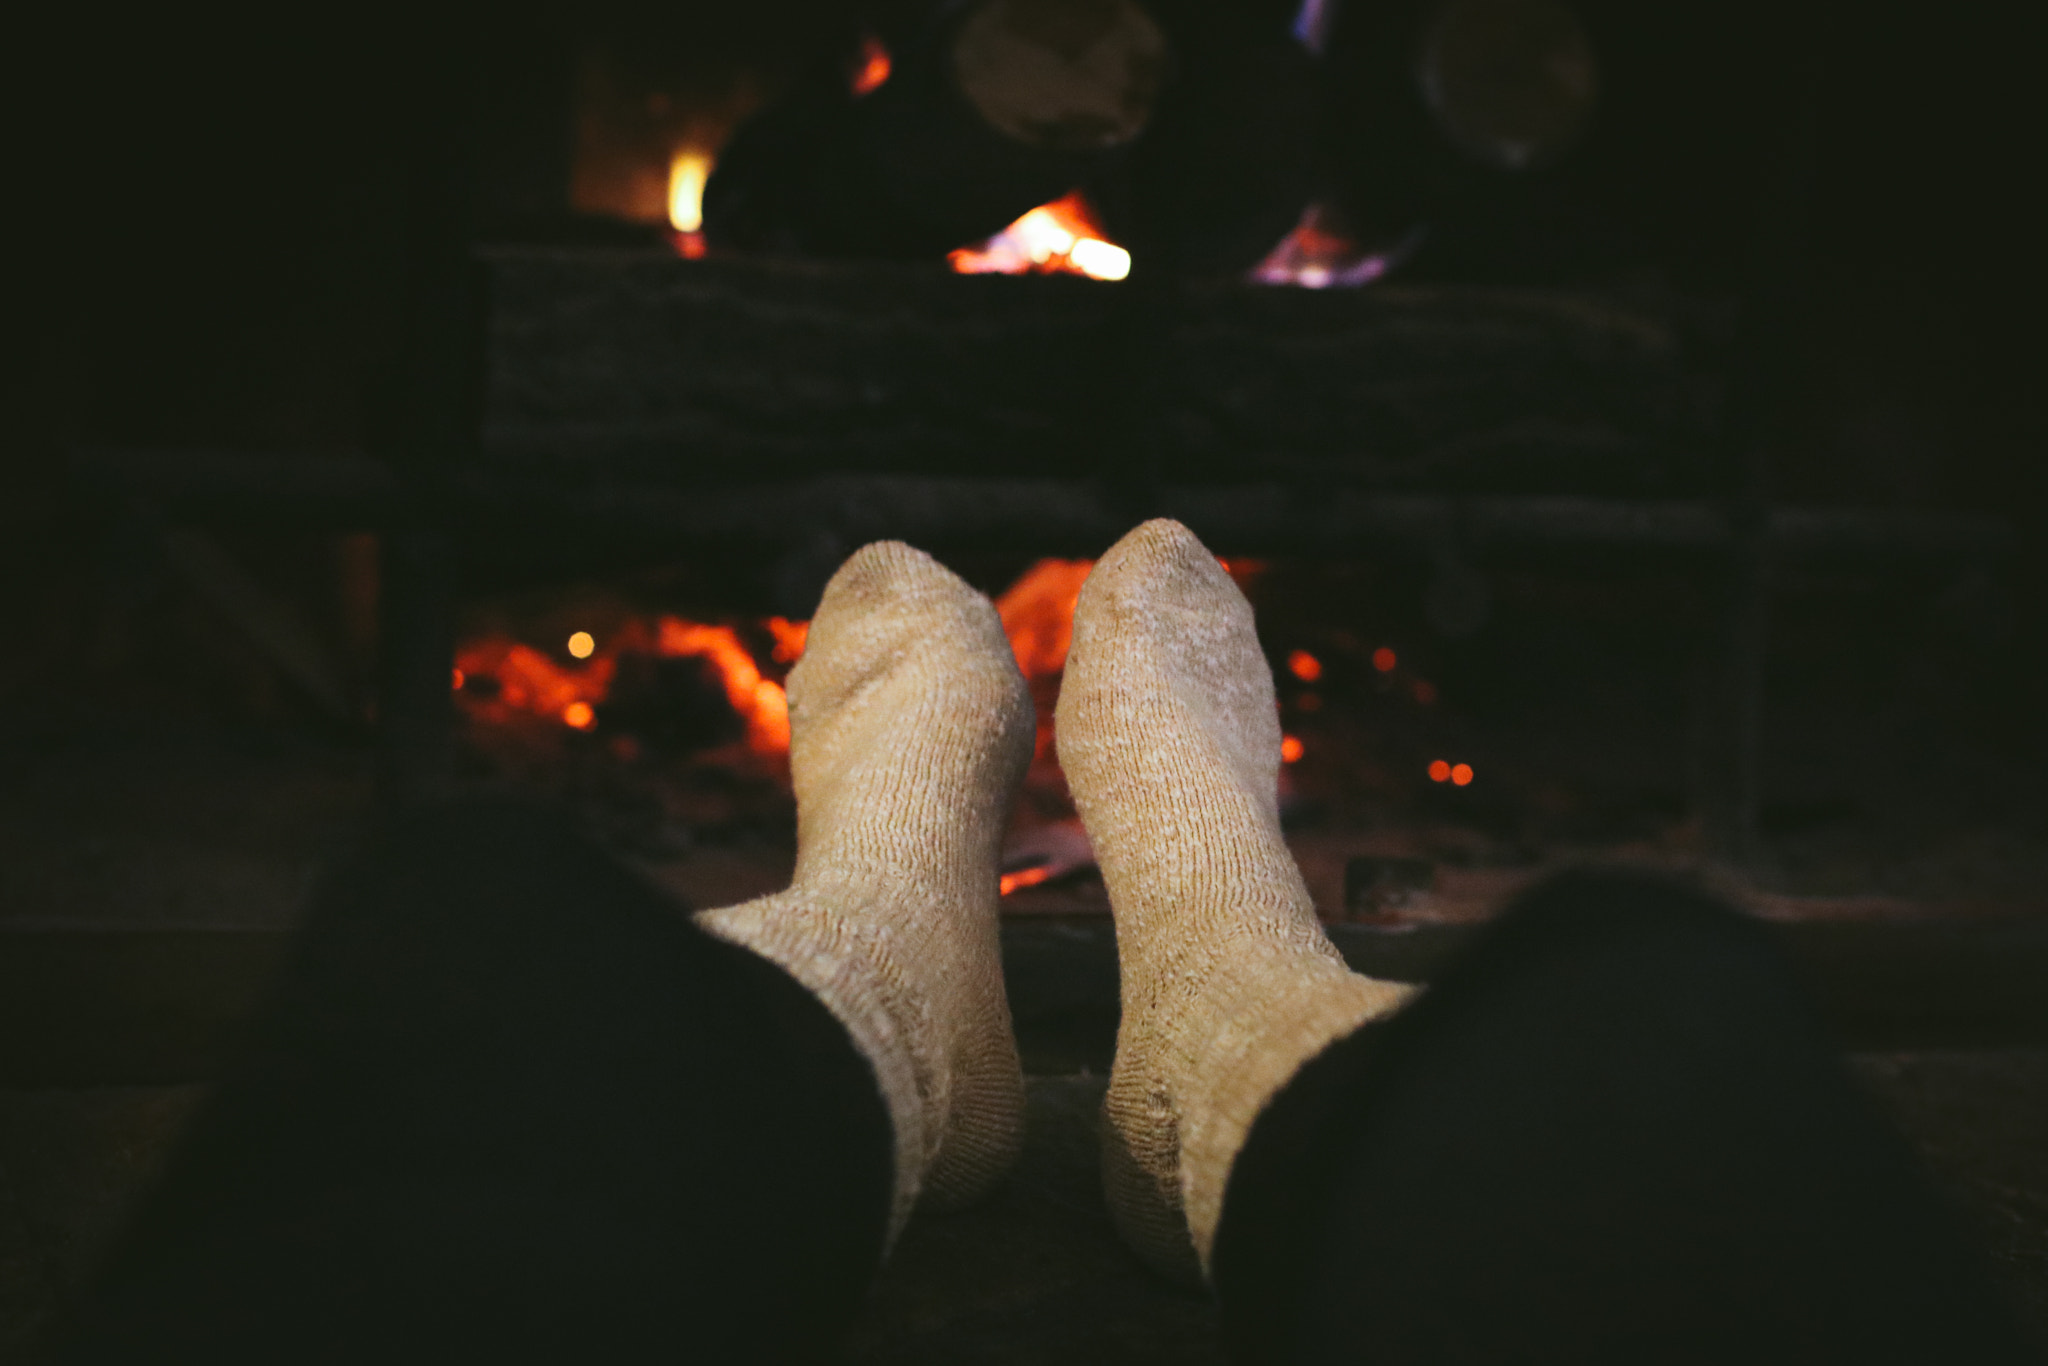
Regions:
[[65, 813, 2032, 1364], [1215, 869, 2036, 1365], [63, 802, 893, 1363]]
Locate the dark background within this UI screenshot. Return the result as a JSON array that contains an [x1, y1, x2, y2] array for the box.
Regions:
[[4, 0, 2043, 741]]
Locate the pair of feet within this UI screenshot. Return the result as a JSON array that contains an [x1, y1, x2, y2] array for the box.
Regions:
[[697, 520, 1410, 1283]]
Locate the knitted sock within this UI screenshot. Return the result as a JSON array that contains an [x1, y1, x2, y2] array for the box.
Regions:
[[1056, 519, 1415, 1283], [695, 542, 1035, 1246]]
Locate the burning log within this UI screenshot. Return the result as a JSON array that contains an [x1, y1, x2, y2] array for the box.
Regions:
[[1086, 4, 1320, 277], [478, 249, 1704, 490], [1319, 0, 1616, 282], [704, 0, 1166, 259]]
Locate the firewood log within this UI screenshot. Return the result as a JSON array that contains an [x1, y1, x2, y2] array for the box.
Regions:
[[704, 0, 1166, 259], [1086, 4, 1320, 277]]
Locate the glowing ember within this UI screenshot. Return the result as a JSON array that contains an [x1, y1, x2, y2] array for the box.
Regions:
[[1281, 735, 1305, 763], [1451, 763, 1474, 787], [1372, 647, 1398, 673], [456, 614, 791, 756], [767, 616, 809, 664], [1288, 649, 1323, 682], [998, 559, 1093, 679], [456, 554, 1288, 775], [999, 865, 1057, 896], [949, 192, 1131, 281], [1249, 203, 1414, 289], [654, 619, 791, 753], [996, 557, 1094, 765], [1429, 759, 1452, 782], [850, 34, 892, 95]]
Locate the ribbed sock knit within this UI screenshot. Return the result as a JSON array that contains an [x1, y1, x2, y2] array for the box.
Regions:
[[696, 542, 1035, 1245], [1056, 519, 1415, 1282]]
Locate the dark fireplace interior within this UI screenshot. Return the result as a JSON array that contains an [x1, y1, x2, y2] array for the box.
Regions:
[[5, 0, 2046, 1357]]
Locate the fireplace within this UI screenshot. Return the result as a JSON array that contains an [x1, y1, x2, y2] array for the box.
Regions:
[[7, 1, 2048, 1356], [50, 0, 2036, 932]]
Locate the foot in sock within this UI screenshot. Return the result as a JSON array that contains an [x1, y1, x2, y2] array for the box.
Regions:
[[1056, 519, 1414, 1282], [696, 542, 1036, 1244]]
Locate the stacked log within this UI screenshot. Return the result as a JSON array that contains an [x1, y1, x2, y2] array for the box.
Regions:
[[703, 0, 1166, 259]]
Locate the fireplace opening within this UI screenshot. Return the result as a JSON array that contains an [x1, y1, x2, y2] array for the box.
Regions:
[[9, 0, 2048, 1355]]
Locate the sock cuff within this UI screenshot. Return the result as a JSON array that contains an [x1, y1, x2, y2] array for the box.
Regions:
[[696, 895, 932, 1249], [1179, 963, 1416, 1272]]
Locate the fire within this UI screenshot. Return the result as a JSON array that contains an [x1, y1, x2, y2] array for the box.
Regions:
[[998, 865, 1057, 896], [766, 616, 809, 663], [997, 558, 1093, 678], [668, 151, 710, 232], [1250, 203, 1426, 289], [949, 192, 1131, 281], [1428, 759, 1475, 786], [850, 34, 892, 95], [669, 149, 711, 258], [654, 618, 791, 753], [455, 615, 790, 756], [994, 558, 1094, 765], [454, 555, 1288, 775]]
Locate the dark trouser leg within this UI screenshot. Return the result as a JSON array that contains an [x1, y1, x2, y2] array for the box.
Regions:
[[1214, 870, 2033, 1365], [62, 802, 892, 1363]]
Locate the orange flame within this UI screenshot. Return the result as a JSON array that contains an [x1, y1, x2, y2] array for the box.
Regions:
[[767, 616, 809, 663], [850, 34, 892, 95], [996, 559, 1093, 678], [454, 554, 1285, 772], [949, 192, 1131, 281], [456, 615, 791, 756]]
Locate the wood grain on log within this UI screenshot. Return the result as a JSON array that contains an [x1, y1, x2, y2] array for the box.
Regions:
[[478, 248, 1708, 493]]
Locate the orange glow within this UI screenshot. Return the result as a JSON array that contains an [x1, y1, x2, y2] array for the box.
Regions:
[[851, 34, 892, 95], [994, 557, 1094, 767], [1451, 763, 1474, 787], [997, 558, 1094, 678], [949, 192, 1131, 281], [668, 150, 711, 233], [656, 618, 792, 753], [767, 617, 809, 663], [1249, 202, 1406, 289], [1372, 647, 1397, 673], [457, 613, 795, 758], [1428, 759, 1452, 783], [999, 864, 1057, 896], [451, 667, 465, 690], [1281, 735, 1305, 763], [455, 550, 1178, 772], [1287, 650, 1323, 682]]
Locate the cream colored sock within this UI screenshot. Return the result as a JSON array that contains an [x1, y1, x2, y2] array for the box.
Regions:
[[1056, 519, 1417, 1283], [695, 542, 1035, 1246]]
